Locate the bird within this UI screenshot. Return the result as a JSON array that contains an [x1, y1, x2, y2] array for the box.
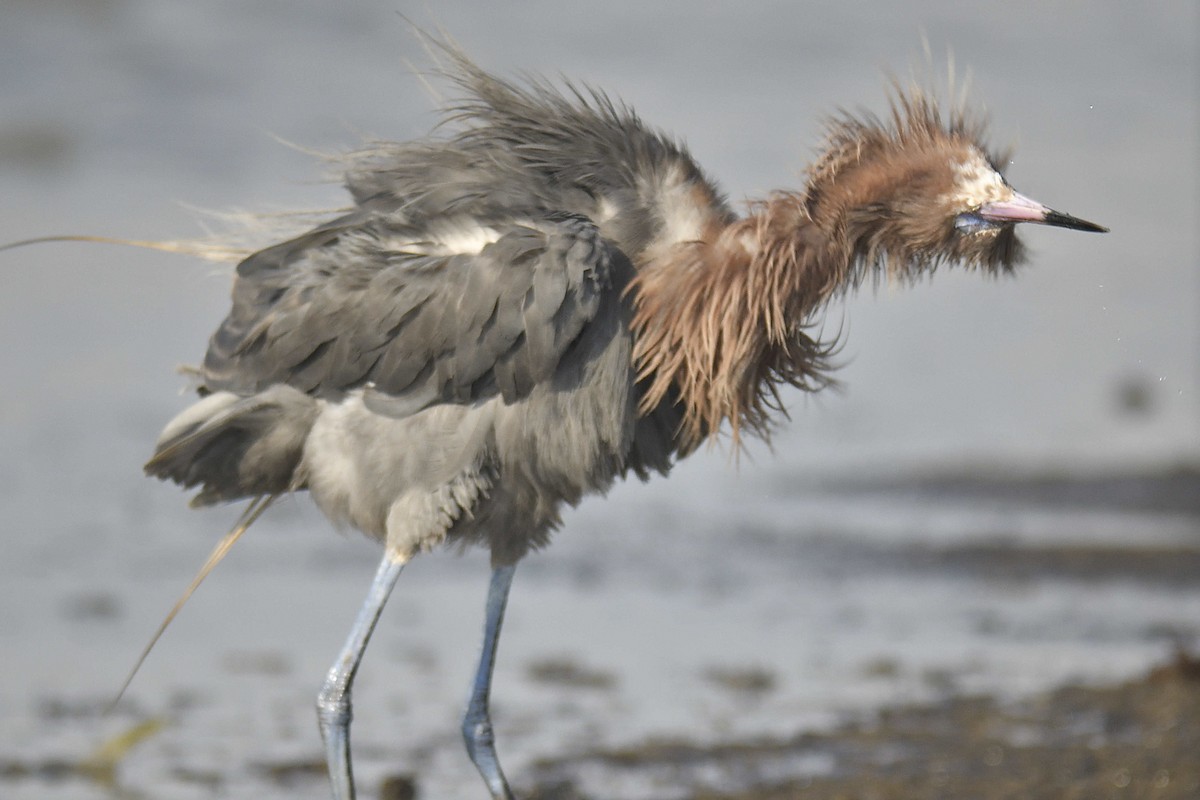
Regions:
[[113, 42, 1105, 800]]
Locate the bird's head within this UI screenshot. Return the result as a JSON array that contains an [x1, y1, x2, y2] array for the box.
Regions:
[[804, 86, 1106, 279]]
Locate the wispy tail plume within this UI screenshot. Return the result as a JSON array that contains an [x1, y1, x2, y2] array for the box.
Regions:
[[109, 495, 275, 711], [0, 234, 249, 263]]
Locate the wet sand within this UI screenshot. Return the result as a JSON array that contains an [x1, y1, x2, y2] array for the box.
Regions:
[[520, 652, 1200, 800]]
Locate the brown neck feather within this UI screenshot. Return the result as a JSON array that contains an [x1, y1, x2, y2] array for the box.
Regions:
[[628, 90, 1020, 452], [629, 193, 845, 453]]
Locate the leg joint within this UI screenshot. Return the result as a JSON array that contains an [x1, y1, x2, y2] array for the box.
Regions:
[[461, 707, 495, 756], [317, 702, 351, 729], [317, 678, 352, 728]]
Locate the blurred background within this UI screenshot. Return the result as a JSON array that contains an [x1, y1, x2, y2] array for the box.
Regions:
[[1, 1, 1196, 798]]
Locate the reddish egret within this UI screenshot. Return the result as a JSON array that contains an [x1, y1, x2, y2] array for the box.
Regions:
[[123, 46, 1104, 799]]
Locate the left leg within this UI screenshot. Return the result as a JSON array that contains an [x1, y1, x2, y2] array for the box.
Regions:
[[317, 553, 407, 800]]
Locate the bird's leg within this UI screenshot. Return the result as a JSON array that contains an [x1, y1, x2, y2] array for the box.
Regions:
[[317, 553, 406, 800], [462, 563, 518, 800]]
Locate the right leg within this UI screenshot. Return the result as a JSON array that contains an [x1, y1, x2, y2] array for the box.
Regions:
[[462, 563, 518, 800]]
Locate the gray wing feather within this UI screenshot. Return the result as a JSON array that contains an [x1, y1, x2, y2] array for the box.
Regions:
[[201, 211, 617, 417]]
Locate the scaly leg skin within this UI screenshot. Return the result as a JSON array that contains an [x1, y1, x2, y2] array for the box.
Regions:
[[317, 553, 406, 800], [462, 564, 518, 800]]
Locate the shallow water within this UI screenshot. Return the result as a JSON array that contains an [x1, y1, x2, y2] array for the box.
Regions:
[[1, 2, 1197, 799]]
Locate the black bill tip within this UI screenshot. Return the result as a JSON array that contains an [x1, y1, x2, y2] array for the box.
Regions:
[[1043, 210, 1109, 233]]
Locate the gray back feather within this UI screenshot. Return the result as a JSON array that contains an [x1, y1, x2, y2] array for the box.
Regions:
[[203, 212, 620, 418]]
